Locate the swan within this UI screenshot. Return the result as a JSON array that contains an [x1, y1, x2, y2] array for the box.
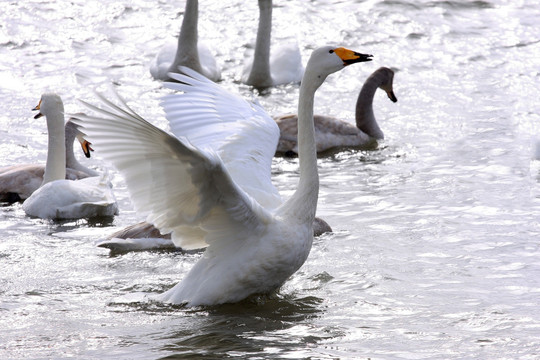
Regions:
[[275, 67, 397, 155], [22, 94, 118, 220], [150, 0, 221, 82], [76, 46, 372, 306], [97, 216, 332, 253], [65, 117, 100, 176], [241, 0, 304, 88], [0, 119, 98, 204]]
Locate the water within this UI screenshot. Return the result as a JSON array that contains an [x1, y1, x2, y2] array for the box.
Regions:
[[1, 0, 540, 358]]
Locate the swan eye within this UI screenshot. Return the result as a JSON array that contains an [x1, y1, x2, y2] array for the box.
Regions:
[[329, 49, 334, 54]]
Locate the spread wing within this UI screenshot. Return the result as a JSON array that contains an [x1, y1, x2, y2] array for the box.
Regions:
[[74, 90, 273, 250], [162, 67, 282, 209]]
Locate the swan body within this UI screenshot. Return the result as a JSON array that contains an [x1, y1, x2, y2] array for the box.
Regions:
[[77, 46, 371, 306], [23, 175, 118, 219], [275, 67, 397, 154], [0, 120, 97, 203], [242, 0, 304, 88], [98, 221, 176, 253], [150, 0, 220, 82], [22, 94, 118, 220], [98, 216, 332, 254]]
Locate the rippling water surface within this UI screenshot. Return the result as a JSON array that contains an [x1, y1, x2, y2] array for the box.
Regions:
[[1, 0, 540, 358]]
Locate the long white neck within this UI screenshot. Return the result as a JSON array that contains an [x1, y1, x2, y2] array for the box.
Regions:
[[280, 67, 321, 223], [246, 0, 272, 87], [42, 106, 66, 186], [355, 71, 384, 139], [168, 0, 203, 75]]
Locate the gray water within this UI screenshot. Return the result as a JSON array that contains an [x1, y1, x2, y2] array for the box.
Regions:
[[1, 0, 540, 358]]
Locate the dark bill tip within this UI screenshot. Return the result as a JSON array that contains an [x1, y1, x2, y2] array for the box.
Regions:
[[82, 140, 94, 158], [344, 52, 373, 65], [388, 91, 398, 103]]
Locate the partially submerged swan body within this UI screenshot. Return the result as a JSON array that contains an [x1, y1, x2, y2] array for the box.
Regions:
[[98, 216, 332, 253], [0, 120, 97, 204], [241, 0, 304, 88], [77, 46, 372, 306], [23, 175, 118, 220], [275, 67, 397, 155], [150, 0, 220, 81], [22, 94, 118, 220]]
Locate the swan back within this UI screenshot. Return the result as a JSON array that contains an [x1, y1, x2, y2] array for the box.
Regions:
[[22, 175, 118, 220], [269, 42, 304, 86]]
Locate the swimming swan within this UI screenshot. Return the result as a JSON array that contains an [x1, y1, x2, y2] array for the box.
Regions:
[[77, 46, 372, 306], [0, 119, 98, 204], [22, 94, 118, 220], [150, 0, 221, 82], [275, 67, 397, 154], [97, 216, 332, 254], [242, 0, 304, 88]]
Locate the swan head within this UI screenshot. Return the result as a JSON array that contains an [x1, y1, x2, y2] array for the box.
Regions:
[[375, 67, 397, 103], [68, 115, 94, 158], [306, 46, 373, 84], [32, 93, 64, 120], [79, 138, 94, 158]]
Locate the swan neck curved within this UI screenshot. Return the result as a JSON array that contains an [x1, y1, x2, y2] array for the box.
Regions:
[[64, 121, 96, 175], [42, 106, 66, 186], [355, 72, 384, 139], [246, 0, 272, 87], [65, 121, 78, 169], [169, 0, 203, 75]]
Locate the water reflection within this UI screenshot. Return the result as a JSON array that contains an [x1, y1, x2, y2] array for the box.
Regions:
[[155, 295, 326, 359], [2, 0, 540, 358]]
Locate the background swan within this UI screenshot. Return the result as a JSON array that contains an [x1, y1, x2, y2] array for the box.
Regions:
[[22, 94, 118, 220], [98, 216, 332, 254], [0, 119, 98, 204], [241, 0, 304, 88], [150, 0, 221, 82], [275, 67, 397, 155], [65, 117, 100, 177], [77, 46, 371, 306]]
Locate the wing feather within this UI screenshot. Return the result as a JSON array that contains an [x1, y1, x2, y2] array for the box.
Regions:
[[162, 67, 282, 208], [73, 94, 272, 250]]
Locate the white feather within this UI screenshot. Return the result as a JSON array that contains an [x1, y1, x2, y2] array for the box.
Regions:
[[76, 46, 371, 305]]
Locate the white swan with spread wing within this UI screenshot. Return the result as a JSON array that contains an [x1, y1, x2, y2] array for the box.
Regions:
[[77, 46, 372, 306]]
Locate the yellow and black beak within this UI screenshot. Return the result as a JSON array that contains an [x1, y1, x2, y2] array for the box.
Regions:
[[333, 47, 373, 66], [80, 139, 94, 158], [32, 99, 43, 119]]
